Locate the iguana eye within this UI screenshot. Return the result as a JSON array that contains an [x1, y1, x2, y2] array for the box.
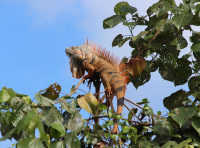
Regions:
[[78, 55, 83, 59], [75, 54, 82, 60]]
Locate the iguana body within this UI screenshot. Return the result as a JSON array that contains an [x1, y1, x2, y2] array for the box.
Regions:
[[65, 40, 129, 146]]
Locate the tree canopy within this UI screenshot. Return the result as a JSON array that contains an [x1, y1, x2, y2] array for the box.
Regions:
[[1, 0, 200, 147]]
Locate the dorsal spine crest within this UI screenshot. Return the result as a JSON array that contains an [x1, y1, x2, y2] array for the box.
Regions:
[[84, 39, 129, 85]]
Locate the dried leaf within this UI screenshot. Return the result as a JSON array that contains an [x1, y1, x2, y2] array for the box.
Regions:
[[125, 58, 146, 77]]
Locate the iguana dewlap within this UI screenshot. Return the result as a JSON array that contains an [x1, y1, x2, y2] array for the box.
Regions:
[[65, 40, 129, 146]]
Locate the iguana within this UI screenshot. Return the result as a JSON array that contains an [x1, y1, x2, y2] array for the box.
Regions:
[[65, 40, 129, 146]]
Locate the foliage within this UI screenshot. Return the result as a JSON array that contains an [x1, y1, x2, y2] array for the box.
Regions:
[[1, 0, 200, 147]]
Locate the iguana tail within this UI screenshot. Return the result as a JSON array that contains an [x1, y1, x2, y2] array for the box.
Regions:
[[109, 64, 129, 146]]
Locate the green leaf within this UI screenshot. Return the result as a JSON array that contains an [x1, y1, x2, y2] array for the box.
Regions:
[[172, 134, 182, 138], [7, 88, 16, 99], [191, 42, 200, 52], [16, 111, 37, 133], [195, 4, 200, 14], [153, 121, 173, 135], [1, 123, 13, 139], [119, 5, 137, 14], [157, 111, 161, 115], [163, 89, 186, 111], [122, 126, 130, 133], [171, 107, 196, 127], [174, 65, 192, 86], [154, 134, 171, 145], [38, 119, 48, 146], [59, 97, 77, 114], [176, 138, 192, 147], [50, 128, 61, 140], [192, 117, 200, 135], [103, 15, 117, 29], [150, 1, 171, 17], [131, 31, 149, 44], [63, 111, 84, 134], [161, 141, 177, 147], [98, 104, 107, 110], [194, 51, 200, 60], [191, 141, 200, 147], [28, 115, 39, 134], [128, 108, 138, 120], [49, 141, 65, 148], [190, 32, 200, 44], [183, 129, 200, 142], [144, 61, 158, 73], [65, 132, 80, 148], [175, 65, 192, 78], [21, 96, 31, 105], [157, 59, 176, 82], [117, 37, 131, 48], [112, 34, 123, 47], [138, 141, 158, 148], [114, 1, 129, 15], [35, 93, 55, 106], [129, 70, 150, 89], [144, 105, 153, 117], [105, 15, 126, 28], [181, 53, 191, 59], [188, 76, 200, 94], [62, 95, 72, 99], [0, 89, 10, 103], [83, 93, 99, 115], [123, 22, 136, 26], [0, 128, 16, 141], [169, 35, 188, 50], [172, 13, 193, 30], [51, 122, 65, 137], [17, 137, 44, 148], [166, 43, 180, 59], [177, 58, 191, 66], [41, 107, 63, 126], [12, 111, 24, 127], [149, 42, 162, 51], [70, 85, 75, 93], [194, 61, 200, 72]]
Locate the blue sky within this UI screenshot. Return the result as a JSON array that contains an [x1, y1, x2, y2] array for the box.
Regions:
[[0, 0, 195, 147]]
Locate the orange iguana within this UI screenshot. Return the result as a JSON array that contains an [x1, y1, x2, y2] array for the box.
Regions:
[[65, 40, 129, 146]]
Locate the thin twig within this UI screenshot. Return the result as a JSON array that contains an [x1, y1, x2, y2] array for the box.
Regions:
[[68, 78, 85, 96], [87, 116, 109, 121], [124, 103, 141, 121], [117, 128, 122, 148], [161, 16, 199, 45], [136, 13, 168, 58], [125, 98, 159, 118]]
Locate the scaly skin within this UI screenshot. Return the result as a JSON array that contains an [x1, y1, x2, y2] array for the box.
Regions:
[[65, 41, 127, 146]]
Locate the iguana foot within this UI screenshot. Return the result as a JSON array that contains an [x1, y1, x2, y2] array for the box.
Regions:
[[105, 86, 112, 97]]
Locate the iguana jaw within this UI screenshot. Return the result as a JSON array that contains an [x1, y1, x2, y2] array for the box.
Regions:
[[65, 47, 85, 79]]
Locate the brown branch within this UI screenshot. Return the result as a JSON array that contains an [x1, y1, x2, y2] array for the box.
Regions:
[[68, 77, 85, 96], [125, 98, 159, 118], [125, 98, 143, 109], [124, 103, 141, 121], [161, 15, 199, 45], [117, 128, 122, 148], [87, 115, 109, 121], [136, 13, 167, 58], [136, 28, 161, 58], [100, 94, 106, 103]]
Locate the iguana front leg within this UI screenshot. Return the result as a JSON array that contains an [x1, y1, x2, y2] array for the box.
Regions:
[[82, 62, 94, 79], [100, 73, 112, 97]]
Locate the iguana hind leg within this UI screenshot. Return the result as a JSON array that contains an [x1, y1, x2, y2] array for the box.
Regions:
[[100, 73, 112, 97]]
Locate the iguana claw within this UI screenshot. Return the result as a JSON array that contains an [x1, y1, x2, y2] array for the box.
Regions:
[[105, 86, 112, 97]]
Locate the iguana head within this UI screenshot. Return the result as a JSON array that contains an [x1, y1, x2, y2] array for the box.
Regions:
[[65, 44, 90, 79]]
